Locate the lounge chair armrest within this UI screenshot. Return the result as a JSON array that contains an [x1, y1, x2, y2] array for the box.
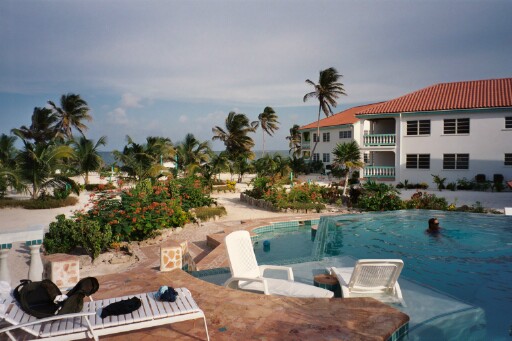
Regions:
[[223, 276, 270, 295], [259, 265, 294, 281]]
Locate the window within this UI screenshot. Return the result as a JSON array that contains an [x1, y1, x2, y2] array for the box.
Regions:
[[506, 117, 512, 129], [444, 118, 470, 134], [363, 153, 369, 164], [313, 133, 319, 142], [407, 120, 430, 135], [443, 154, 469, 169], [339, 130, 352, 139], [303, 132, 310, 142], [322, 153, 330, 163], [406, 154, 430, 169], [312, 153, 320, 162], [505, 153, 512, 166], [322, 132, 330, 142]]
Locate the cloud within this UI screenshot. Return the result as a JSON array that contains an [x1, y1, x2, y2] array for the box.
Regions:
[[121, 93, 142, 108], [107, 108, 130, 126], [179, 115, 188, 123]]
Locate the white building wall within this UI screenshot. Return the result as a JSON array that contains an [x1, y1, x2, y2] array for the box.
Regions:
[[398, 110, 512, 187], [301, 122, 360, 167]]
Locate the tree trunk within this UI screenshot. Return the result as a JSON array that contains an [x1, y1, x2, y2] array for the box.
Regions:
[[342, 169, 350, 197]]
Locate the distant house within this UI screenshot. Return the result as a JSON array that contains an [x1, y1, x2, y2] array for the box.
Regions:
[[299, 77, 512, 187]]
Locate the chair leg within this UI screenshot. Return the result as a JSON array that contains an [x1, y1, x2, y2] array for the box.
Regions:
[[202, 315, 210, 341]]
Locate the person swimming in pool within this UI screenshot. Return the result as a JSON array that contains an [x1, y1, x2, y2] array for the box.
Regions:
[[426, 217, 442, 234]]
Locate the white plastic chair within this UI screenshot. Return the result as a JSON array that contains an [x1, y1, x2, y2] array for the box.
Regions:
[[224, 230, 333, 298], [504, 207, 512, 216], [330, 259, 405, 306]]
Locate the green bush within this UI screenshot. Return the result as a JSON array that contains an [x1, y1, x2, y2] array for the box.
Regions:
[[357, 180, 403, 211], [44, 215, 78, 254], [0, 197, 79, 209], [194, 206, 227, 221], [403, 192, 448, 210], [44, 214, 112, 259], [53, 186, 71, 199], [84, 183, 116, 191]]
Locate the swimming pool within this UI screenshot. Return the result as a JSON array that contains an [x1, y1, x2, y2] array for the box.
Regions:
[[252, 210, 512, 340]]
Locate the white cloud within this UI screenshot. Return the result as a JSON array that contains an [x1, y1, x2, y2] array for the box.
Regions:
[[107, 108, 130, 126], [179, 115, 188, 123], [121, 93, 142, 108]]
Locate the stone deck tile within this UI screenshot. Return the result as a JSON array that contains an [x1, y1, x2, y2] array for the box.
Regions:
[[95, 268, 409, 341]]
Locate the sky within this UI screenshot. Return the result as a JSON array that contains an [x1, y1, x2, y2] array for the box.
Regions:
[[1, 0, 511, 152]]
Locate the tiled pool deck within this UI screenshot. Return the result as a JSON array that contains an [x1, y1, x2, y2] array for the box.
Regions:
[[0, 213, 409, 340], [97, 214, 409, 340]]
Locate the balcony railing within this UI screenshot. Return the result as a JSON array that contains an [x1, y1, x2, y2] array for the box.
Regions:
[[363, 134, 396, 146], [302, 141, 311, 149], [363, 166, 395, 178]]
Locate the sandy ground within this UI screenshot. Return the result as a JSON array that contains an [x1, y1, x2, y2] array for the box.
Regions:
[[1, 173, 511, 289]]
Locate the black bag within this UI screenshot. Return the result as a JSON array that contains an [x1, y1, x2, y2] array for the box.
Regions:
[[13, 277, 99, 319], [100, 297, 141, 319]]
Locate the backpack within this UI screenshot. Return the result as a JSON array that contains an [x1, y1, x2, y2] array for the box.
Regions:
[[13, 277, 99, 319]]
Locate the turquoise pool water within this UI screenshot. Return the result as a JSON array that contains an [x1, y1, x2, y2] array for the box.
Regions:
[[252, 211, 512, 340]]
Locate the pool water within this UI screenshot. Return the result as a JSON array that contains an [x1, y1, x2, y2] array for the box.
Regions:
[[252, 210, 512, 340]]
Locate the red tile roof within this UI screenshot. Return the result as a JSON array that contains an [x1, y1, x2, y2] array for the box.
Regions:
[[299, 103, 381, 130], [358, 78, 512, 115]]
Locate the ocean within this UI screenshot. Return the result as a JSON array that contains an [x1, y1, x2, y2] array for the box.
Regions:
[[98, 150, 291, 166]]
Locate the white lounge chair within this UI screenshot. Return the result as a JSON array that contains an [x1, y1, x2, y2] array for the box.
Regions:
[[0, 288, 209, 340], [329, 259, 405, 306], [504, 207, 512, 216], [223, 230, 334, 298]]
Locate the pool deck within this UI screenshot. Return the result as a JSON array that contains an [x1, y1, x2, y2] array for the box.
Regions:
[[1, 214, 409, 340]]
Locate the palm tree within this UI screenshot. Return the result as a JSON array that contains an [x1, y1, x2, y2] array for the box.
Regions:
[[72, 136, 107, 185], [254, 107, 279, 156], [11, 107, 59, 143], [16, 141, 79, 199], [286, 124, 302, 157], [212, 111, 257, 161], [332, 141, 364, 196], [176, 133, 212, 176], [113, 136, 172, 183], [303, 67, 346, 156], [48, 93, 92, 139], [0, 134, 21, 197]]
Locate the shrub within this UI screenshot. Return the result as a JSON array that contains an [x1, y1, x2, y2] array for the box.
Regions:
[[0, 197, 79, 209], [403, 192, 448, 210], [446, 182, 457, 191], [53, 185, 71, 200], [194, 206, 227, 221], [44, 214, 112, 260], [431, 174, 446, 191], [456, 177, 473, 190], [357, 181, 403, 211], [85, 183, 116, 191], [475, 174, 486, 183], [44, 215, 78, 254]]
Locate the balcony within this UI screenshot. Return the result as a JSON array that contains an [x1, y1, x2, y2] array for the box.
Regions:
[[363, 166, 395, 178], [302, 141, 311, 150], [363, 134, 396, 147]]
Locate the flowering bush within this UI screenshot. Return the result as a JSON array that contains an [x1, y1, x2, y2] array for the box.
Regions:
[[78, 176, 214, 242]]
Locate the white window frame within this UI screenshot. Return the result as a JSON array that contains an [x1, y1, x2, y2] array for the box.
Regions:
[[322, 153, 330, 163], [312, 153, 320, 162]]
